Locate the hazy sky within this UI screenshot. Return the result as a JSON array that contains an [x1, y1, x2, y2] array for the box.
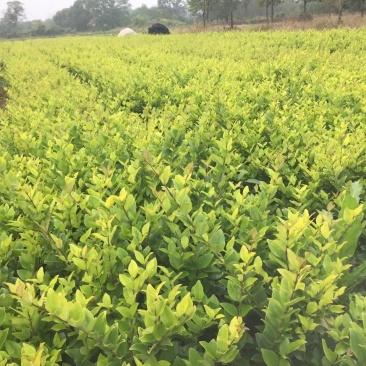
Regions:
[[0, 0, 157, 20]]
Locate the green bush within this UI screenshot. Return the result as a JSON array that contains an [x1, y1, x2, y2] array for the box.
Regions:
[[0, 30, 365, 365]]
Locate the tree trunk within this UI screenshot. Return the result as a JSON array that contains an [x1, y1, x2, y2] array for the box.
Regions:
[[206, 2, 210, 27], [230, 0, 234, 29], [328, 0, 331, 18], [361, 0, 365, 17], [338, 0, 343, 23], [304, 0, 307, 14], [266, 3, 269, 22], [202, 0, 208, 28], [243, 2, 248, 19], [271, 0, 274, 22]]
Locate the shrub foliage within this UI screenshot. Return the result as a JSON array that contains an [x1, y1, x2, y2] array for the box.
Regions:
[[0, 30, 366, 365]]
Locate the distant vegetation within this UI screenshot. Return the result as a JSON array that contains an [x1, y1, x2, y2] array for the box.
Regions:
[[0, 0, 365, 38]]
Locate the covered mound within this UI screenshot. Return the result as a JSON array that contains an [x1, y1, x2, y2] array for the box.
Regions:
[[118, 28, 137, 36]]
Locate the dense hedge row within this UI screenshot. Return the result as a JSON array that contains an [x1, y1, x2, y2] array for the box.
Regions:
[[0, 29, 365, 365]]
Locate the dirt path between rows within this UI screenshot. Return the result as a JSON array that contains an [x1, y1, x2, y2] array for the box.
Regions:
[[0, 77, 8, 110], [0, 92, 7, 110]]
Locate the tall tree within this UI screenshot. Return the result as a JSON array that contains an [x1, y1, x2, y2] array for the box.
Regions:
[[229, 0, 234, 28], [337, 0, 345, 22], [227, 0, 244, 29], [187, 0, 218, 27], [85, 0, 130, 30], [131, 5, 163, 25], [53, 8, 73, 29], [242, 0, 250, 19], [2, 1, 25, 27], [158, 0, 187, 19], [258, 0, 281, 22], [258, 0, 270, 21], [303, 0, 310, 14], [227, 0, 247, 29], [31, 20, 46, 36], [53, 0, 130, 31], [71, 0, 93, 31], [53, 2, 92, 31]]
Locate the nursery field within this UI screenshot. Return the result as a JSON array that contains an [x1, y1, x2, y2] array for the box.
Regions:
[[0, 29, 366, 365]]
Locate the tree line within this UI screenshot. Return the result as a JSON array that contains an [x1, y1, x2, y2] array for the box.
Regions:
[[0, 0, 365, 38]]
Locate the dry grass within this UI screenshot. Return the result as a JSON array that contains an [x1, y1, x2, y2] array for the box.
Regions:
[[249, 13, 366, 31], [173, 12, 366, 34]]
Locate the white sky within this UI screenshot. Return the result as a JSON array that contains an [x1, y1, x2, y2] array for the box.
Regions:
[[0, 0, 157, 20]]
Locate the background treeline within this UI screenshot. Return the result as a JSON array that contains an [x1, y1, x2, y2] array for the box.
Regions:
[[0, 0, 365, 38]]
